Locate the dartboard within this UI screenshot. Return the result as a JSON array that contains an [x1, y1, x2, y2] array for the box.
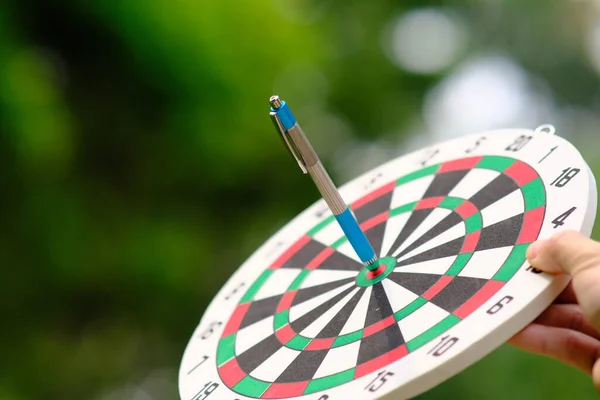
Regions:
[[179, 129, 597, 400]]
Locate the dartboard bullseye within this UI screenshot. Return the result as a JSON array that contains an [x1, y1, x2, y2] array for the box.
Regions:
[[179, 114, 596, 399]]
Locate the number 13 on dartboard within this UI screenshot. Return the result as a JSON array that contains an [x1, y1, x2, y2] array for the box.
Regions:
[[179, 107, 597, 400]]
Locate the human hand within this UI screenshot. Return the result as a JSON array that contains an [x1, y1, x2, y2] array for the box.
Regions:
[[508, 230, 600, 393]]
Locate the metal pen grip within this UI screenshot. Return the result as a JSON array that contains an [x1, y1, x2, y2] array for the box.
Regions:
[[307, 162, 347, 215]]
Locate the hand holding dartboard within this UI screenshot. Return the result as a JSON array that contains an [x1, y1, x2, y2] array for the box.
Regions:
[[179, 100, 597, 399]]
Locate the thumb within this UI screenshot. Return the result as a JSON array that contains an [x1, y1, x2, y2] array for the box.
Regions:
[[527, 230, 600, 275], [527, 230, 600, 332]]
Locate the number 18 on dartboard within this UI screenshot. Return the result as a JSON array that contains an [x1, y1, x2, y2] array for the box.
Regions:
[[178, 99, 597, 399]]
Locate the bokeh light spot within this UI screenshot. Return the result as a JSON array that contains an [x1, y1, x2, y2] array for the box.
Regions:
[[384, 8, 467, 74], [423, 56, 555, 139]]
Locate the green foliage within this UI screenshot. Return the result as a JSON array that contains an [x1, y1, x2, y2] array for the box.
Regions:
[[1, 0, 599, 399]]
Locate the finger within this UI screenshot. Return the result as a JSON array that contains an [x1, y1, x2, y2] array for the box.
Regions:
[[534, 304, 600, 340], [594, 359, 600, 393], [527, 230, 600, 275], [527, 230, 600, 332], [509, 323, 600, 375], [555, 282, 578, 304]]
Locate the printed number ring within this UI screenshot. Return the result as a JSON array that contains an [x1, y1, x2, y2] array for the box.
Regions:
[[179, 129, 597, 400]]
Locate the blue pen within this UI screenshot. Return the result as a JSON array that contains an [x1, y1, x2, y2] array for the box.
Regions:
[[269, 95, 378, 269]]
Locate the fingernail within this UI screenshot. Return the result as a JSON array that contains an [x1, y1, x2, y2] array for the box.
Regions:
[[526, 240, 544, 261]]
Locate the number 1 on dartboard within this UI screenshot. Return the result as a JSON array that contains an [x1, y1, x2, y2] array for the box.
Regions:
[[539, 146, 558, 163], [420, 149, 439, 166]]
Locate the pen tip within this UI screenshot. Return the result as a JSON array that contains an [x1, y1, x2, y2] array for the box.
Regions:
[[269, 95, 283, 109]]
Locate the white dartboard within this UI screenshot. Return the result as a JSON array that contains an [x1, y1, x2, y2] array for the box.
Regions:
[[179, 128, 597, 400]]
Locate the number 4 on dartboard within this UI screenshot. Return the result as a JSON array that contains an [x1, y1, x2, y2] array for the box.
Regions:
[[552, 207, 577, 228]]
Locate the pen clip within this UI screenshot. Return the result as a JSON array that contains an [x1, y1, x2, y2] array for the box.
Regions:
[[270, 111, 308, 174]]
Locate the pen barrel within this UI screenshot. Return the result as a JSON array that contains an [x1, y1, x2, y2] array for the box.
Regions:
[[306, 162, 347, 215], [287, 123, 346, 214], [271, 113, 308, 174], [269, 96, 378, 267], [287, 124, 319, 167], [334, 208, 377, 264]]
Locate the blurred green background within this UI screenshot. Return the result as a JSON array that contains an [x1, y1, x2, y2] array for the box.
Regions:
[[1, 0, 600, 399]]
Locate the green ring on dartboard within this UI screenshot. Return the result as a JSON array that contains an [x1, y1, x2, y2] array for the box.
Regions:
[[216, 155, 547, 399]]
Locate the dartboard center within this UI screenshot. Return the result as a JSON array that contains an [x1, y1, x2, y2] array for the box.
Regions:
[[356, 257, 396, 286]]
